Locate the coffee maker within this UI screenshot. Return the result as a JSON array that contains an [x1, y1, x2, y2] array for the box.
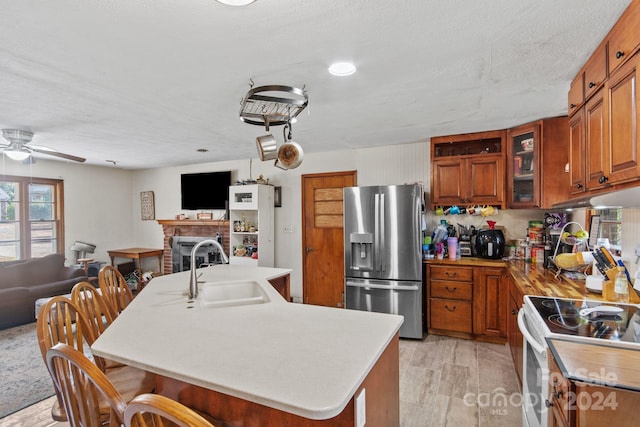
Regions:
[[457, 224, 474, 256], [543, 213, 570, 268]]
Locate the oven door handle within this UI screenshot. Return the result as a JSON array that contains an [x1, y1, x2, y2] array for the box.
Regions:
[[517, 309, 546, 355]]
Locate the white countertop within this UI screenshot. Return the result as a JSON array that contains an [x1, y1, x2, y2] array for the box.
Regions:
[[91, 265, 403, 420]]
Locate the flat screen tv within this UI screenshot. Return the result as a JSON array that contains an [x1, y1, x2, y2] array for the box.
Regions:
[[181, 171, 232, 210]]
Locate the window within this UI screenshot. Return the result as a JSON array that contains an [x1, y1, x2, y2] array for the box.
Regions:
[[0, 176, 64, 261], [587, 208, 622, 254]]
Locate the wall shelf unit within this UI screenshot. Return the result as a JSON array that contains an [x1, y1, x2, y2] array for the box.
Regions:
[[228, 184, 274, 267]]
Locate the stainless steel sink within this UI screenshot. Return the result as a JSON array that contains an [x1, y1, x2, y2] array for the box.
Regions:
[[199, 280, 269, 308]]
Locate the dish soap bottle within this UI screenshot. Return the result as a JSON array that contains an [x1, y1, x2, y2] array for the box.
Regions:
[[614, 266, 629, 303]]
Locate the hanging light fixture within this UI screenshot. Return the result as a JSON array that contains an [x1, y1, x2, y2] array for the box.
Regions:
[[4, 148, 31, 161]]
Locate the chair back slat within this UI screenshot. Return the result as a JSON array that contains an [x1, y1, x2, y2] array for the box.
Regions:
[[72, 281, 116, 338], [99, 265, 134, 316]]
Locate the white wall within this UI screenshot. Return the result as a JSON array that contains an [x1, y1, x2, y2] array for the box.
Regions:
[[0, 157, 134, 264]]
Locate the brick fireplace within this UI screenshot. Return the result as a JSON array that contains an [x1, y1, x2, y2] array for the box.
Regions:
[[157, 219, 229, 274]]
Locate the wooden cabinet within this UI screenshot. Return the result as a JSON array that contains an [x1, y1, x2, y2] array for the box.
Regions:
[[473, 267, 507, 340], [566, 0, 640, 197], [507, 277, 524, 387], [604, 53, 640, 186], [568, 111, 586, 194], [507, 117, 569, 208], [584, 88, 607, 190], [426, 262, 507, 342], [430, 130, 506, 208], [547, 351, 573, 427], [267, 274, 291, 302], [427, 265, 473, 334], [607, 0, 640, 75], [228, 185, 274, 267]]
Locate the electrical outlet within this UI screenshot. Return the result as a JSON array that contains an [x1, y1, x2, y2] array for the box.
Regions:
[[283, 225, 294, 233], [356, 388, 366, 427]]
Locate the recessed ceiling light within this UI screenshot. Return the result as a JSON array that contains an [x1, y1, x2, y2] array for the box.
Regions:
[[328, 62, 357, 76], [215, 0, 256, 6]]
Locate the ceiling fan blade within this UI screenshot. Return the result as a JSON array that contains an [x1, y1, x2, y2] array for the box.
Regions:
[[30, 147, 86, 163]]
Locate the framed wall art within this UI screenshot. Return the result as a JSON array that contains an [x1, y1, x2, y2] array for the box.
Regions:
[[140, 191, 155, 220]]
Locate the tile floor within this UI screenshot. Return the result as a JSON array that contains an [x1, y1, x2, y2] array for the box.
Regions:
[[0, 335, 522, 427]]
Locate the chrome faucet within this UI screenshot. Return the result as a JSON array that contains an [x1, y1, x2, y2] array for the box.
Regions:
[[188, 239, 229, 300]]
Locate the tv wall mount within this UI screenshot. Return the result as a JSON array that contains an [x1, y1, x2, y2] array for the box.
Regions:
[[239, 82, 308, 129]]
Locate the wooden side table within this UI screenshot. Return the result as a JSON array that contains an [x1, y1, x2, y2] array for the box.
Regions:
[[107, 248, 164, 290]]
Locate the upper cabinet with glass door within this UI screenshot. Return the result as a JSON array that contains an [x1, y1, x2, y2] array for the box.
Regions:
[[508, 124, 538, 207], [507, 117, 569, 209]]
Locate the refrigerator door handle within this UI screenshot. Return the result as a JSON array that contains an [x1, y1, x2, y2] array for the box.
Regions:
[[374, 193, 380, 270], [379, 192, 385, 272], [346, 280, 420, 291]]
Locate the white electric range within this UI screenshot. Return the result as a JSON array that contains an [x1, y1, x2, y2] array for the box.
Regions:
[[518, 295, 640, 427]]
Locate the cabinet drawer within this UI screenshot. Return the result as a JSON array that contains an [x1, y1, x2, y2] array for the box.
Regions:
[[608, 2, 640, 74], [429, 265, 473, 282], [430, 280, 472, 301], [568, 72, 584, 114], [430, 299, 472, 333], [583, 46, 607, 99]]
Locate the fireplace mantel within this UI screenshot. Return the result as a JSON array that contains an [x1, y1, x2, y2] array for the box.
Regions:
[[157, 219, 228, 227], [157, 219, 229, 273]]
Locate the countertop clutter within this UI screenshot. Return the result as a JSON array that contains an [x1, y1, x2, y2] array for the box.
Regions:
[[91, 265, 402, 422]]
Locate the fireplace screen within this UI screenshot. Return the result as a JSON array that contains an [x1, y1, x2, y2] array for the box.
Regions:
[[171, 236, 225, 273]]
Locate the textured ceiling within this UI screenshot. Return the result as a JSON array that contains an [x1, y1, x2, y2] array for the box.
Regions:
[[0, 0, 632, 169]]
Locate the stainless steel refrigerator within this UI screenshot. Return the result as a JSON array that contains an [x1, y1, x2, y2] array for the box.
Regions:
[[344, 184, 423, 339]]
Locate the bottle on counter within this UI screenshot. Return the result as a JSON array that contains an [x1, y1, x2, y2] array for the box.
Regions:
[[447, 237, 458, 261], [614, 266, 630, 303]]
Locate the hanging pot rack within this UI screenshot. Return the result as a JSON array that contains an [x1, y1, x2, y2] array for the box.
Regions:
[[239, 83, 308, 129]]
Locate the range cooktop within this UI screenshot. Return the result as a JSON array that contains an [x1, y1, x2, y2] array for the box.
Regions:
[[526, 296, 640, 347]]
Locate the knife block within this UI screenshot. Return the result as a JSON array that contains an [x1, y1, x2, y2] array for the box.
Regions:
[[602, 268, 640, 303]]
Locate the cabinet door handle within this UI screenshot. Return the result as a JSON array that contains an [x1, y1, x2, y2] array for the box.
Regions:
[[445, 286, 457, 293], [616, 50, 625, 59], [445, 271, 457, 277], [598, 175, 609, 184], [588, 82, 596, 89], [511, 308, 517, 315], [305, 247, 314, 254], [569, 103, 577, 109], [576, 183, 583, 189], [545, 399, 553, 408], [444, 305, 456, 312]]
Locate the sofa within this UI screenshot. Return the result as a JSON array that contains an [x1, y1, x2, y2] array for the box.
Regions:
[[0, 254, 88, 329]]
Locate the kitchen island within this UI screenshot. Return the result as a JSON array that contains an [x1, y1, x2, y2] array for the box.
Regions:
[[91, 265, 403, 426]]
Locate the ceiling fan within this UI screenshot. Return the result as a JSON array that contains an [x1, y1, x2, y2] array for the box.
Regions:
[[1, 129, 86, 163]]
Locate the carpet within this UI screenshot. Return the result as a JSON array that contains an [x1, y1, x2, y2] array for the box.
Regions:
[[0, 322, 53, 419]]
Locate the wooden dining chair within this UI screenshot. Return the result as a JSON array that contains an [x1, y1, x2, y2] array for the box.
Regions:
[[71, 281, 116, 338], [98, 265, 135, 316], [36, 295, 98, 421], [37, 296, 156, 422], [46, 342, 127, 427], [124, 393, 217, 427]]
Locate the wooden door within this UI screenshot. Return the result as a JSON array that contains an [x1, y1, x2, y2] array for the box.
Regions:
[[606, 54, 640, 185], [569, 110, 586, 194], [431, 158, 464, 205], [302, 171, 356, 307], [466, 154, 504, 205], [473, 267, 507, 340], [585, 89, 608, 190]]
